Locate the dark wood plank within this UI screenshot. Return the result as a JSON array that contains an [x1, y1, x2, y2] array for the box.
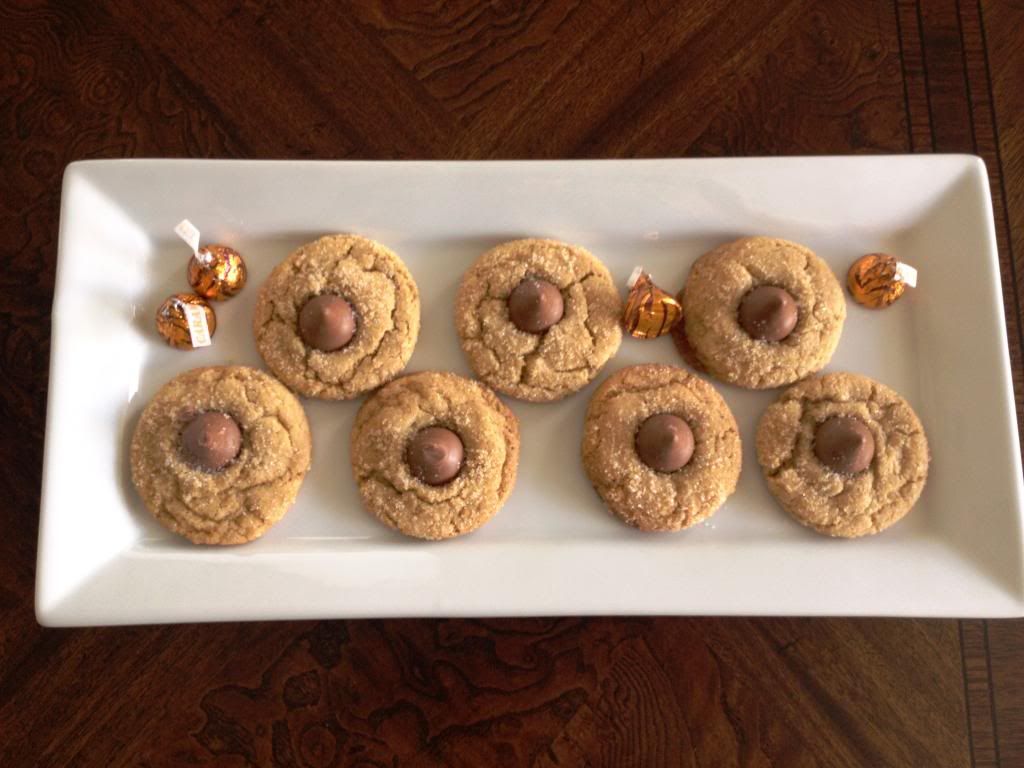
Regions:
[[979, 0, 1024, 762], [910, 2, 1024, 765], [686, 0, 908, 156], [919, 0, 975, 150], [1, 618, 960, 767], [988, 620, 1024, 768], [0, 0, 1019, 765], [962, 619, 1000, 768], [902, 8, 997, 767], [896, 0, 935, 151]]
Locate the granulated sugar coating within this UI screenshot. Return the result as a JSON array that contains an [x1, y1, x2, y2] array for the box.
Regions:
[[582, 364, 741, 531], [351, 371, 519, 540], [129, 366, 312, 545], [455, 238, 622, 402], [254, 234, 420, 400], [756, 372, 929, 538], [682, 236, 846, 389]]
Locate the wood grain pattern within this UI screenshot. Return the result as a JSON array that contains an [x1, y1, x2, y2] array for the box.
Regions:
[[979, 0, 1024, 763], [0, 0, 1021, 764]]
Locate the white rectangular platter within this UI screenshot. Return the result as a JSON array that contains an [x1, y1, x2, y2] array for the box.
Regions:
[[37, 157, 1024, 625]]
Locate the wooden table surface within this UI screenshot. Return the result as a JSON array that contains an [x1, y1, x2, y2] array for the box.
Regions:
[[2, 1, 1022, 765]]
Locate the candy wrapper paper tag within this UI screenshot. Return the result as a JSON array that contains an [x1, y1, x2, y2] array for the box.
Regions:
[[174, 219, 201, 256], [182, 303, 212, 347]]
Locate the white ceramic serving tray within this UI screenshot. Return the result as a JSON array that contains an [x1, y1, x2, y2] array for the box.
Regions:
[[37, 157, 1024, 626]]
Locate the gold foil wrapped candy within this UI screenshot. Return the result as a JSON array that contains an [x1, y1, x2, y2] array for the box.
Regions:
[[155, 293, 216, 350], [847, 253, 918, 309], [187, 244, 247, 300], [623, 267, 682, 339]]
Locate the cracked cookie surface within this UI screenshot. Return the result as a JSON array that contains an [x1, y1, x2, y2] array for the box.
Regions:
[[582, 364, 741, 531], [682, 237, 845, 389], [455, 238, 622, 402], [351, 371, 519, 540], [254, 234, 419, 399], [129, 366, 312, 545], [756, 372, 929, 537]]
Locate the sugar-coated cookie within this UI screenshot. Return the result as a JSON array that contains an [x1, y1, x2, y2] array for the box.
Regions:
[[455, 238, 622, 402], [254, 234, 419, 400], [130, 366, 312, 545], [756, 372, 929, 537], [681, 236, 845, 389], [351, 371, 519, 540], [582, 364, 741, 531]]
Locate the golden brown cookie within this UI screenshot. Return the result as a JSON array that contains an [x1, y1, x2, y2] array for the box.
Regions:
[[581, 364, 742, 531], [253, 234, 420, 399], [455, 238, 622, 402], [681, 237, 846, 389], [129, 366, 312, 545], [350, 371, 519, 540], [756, 372, 929, 537]]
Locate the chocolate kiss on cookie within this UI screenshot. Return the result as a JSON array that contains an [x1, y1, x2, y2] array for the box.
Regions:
[[508, 277, 564, 333], [299, 294, 356, 351], [635, 413, 694, 473], [407, 426, 464, 485], [181, 411, 242, 472], [739, 286, 798, 342], [813, 416, 875, 474]]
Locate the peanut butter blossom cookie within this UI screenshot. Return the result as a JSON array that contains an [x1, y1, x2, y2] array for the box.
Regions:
[[756, 372, 929, 537], [254, 234, 420, 400], [130, 366, 312, 545], [581, 364, 741, 531], [681, 237, 846, 389], [455, 238, 622, 402], [350, 371, 519, 540]]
